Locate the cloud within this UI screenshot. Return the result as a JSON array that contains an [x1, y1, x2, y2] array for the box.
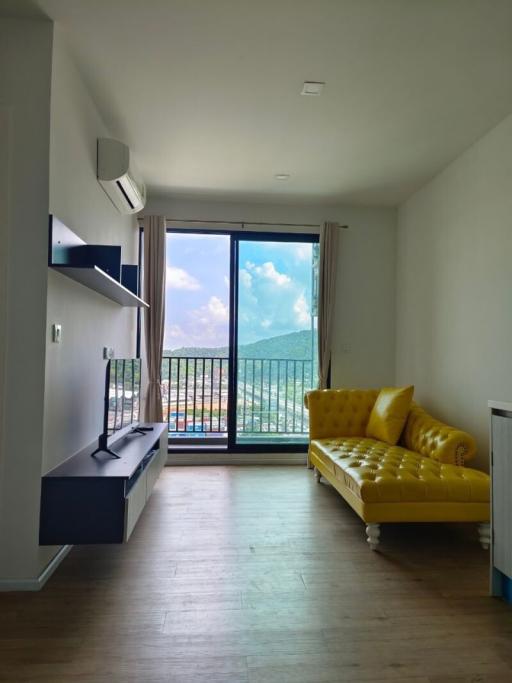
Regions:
[[163, 323, 188, 348], [246, 260, 291, 286], [294, 244, 312, 262], [164, 242, 314, 349], [238, 269, 313, 344], [166, 266, 201, 290], [259, 262, 290, 286], [167, 324, 185, 339], [239, 269, 252, 288], [293, 292, 310, 325], [206, 296, 229, 323], [165, 296, 230, 349]]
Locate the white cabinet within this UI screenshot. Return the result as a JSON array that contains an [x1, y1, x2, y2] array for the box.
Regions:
[[124, 470, 148, 542], [124, 434, 167, 542], [489, 401, 512, 602]]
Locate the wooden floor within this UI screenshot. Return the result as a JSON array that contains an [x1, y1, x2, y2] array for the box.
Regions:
[[1, 465, 512, 683]]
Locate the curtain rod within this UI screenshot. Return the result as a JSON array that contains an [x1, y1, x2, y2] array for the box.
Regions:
[[137, 217, 348, 229]]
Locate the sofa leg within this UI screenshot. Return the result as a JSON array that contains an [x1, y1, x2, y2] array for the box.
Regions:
[[478, 522, 491, 550], [314, 467, 322, 483], [366, 523, 380, 550]]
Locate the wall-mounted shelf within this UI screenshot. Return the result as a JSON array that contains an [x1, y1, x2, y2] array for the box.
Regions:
[[51, 264, 148, 307], [48, 215, 148, 309]]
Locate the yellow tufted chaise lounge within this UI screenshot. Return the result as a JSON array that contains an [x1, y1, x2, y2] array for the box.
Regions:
[[305, 389, 490, 550]]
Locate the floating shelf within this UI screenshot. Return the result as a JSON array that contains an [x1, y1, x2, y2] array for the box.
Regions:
[[52, 264, 149, 308], [48, 215, 149, 309]]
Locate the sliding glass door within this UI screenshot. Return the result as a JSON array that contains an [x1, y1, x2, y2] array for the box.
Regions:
[[157, 229, 318, 451], [234, 235, 318, 447], [161, 231, 230, 446]]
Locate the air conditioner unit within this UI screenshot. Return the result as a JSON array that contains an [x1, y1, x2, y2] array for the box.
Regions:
[[97, 138, 146, 215]]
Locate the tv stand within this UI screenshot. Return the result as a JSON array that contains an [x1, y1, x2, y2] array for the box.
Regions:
[[39, 423, 167, 545], [130, 427, 149, 436], [90, 446, 121, 459]]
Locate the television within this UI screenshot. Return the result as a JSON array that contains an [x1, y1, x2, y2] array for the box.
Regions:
[[91, 358, 147, 459]]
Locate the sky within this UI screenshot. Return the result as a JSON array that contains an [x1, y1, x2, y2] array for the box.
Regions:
[[164, 233, 315, 350]]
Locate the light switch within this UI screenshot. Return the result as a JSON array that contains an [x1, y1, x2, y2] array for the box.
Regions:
[[52, 324, 62, 343], [103, 347, 115, 360]]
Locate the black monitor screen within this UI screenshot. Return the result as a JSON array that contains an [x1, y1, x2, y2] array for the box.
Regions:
[[106, 359, 141, 435]]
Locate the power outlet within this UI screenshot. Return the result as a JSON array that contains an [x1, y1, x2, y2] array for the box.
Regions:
[[52, 323, 62, 343]]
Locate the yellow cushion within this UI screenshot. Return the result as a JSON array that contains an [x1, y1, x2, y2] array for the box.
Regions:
[[366, 385, 414, 445], [310, 437, 490, 504]]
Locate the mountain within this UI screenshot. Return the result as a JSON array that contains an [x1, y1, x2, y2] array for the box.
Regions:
[[165, 329, 315, 360], [165, 345, 229, 359], [238, 330, 314, 360]]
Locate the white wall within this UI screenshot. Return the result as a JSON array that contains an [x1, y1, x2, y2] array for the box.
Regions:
[[0, 21, 138, 585], [145, 196, 397, 389], [396, 113, 512, 471], [0, 17, 53, 581], [44, 29, 138, 481]]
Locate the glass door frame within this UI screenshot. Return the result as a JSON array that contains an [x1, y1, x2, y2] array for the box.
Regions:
[[228, 231, 319, 453], [139, 226, 320, 454]]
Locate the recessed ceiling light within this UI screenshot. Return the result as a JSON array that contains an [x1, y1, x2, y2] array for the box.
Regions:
[[275, 174, 290, 180], [301, 81, 325, 96]]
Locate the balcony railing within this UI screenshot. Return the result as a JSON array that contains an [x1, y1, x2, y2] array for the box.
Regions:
[[161, 356, 316, 439]]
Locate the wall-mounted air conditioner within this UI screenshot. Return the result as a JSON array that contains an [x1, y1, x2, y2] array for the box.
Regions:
[[97, 138, 146, 215]]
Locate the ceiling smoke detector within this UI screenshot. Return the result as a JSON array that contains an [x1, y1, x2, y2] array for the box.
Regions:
[[274, 174, 290, 180], [301, 81, 325, 96]]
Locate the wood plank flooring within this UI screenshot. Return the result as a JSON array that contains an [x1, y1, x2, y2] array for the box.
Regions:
[[1, 465, 512, 682]]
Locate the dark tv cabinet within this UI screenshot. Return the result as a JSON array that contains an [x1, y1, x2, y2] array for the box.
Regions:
[[39, 424, 167, 545]]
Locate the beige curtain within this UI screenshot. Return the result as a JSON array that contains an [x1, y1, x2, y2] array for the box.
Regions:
[[143, 215, 166, 422], [318, 221, 339, 389]]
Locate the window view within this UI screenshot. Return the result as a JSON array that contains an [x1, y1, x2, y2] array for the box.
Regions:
[[161, 233, 230, 441], [236, 239, 318, 444], [160, 231, 318, 447]]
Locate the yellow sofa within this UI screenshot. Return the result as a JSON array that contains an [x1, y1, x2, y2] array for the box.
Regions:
[[305, 389, 490, 550]]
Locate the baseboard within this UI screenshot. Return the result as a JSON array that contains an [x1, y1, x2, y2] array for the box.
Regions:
[[167, 452, 307, 466], [0, 544, 72, 592]]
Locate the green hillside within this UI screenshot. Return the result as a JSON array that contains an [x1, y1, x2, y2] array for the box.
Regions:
[[165, 329, 315, 360]]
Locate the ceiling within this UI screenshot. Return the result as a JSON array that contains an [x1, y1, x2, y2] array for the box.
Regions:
[[28, 1, 512, 205]]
